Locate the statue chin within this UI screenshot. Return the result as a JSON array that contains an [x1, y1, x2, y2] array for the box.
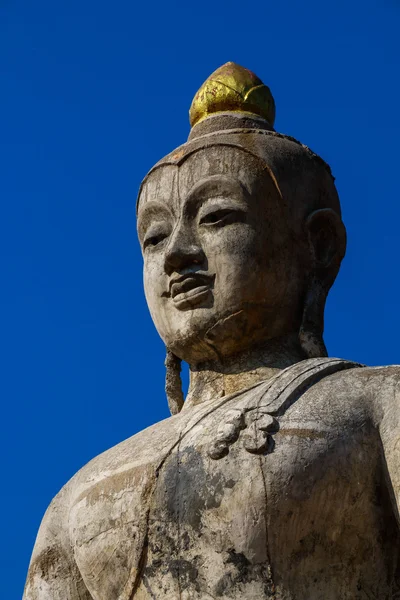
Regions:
[[169, 321, 249, 366], [164, 305, 300, 366]]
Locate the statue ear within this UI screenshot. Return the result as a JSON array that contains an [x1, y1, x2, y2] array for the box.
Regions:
[[305, 208, 346, 283]]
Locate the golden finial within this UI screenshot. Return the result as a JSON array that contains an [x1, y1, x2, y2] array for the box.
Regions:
[[189, 62, 275, 128]]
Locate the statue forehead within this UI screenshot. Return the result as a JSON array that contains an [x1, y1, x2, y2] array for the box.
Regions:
[[138, 145, 267, 213]]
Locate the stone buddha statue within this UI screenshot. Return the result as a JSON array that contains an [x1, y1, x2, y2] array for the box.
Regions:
[[24, 63, 400, 600]]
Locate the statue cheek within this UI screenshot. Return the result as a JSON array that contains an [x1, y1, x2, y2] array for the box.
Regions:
[[144, 252, 165, 284], [201, 223, 257, 259], [144, 268, 165, 319]]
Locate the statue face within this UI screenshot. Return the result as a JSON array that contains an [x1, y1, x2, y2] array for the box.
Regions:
[[137, 146, 307, 364]]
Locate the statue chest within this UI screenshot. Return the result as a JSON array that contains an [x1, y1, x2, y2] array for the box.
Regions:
[[69, 400, 393, 600], [138, 413, 388, 600]]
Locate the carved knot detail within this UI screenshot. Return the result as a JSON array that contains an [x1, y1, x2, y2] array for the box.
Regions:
[[206, 358, 362, 461], [208, 406, 279, 460]]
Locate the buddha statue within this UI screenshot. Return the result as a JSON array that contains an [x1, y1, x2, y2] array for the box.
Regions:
[[24, 63, 400, 600]]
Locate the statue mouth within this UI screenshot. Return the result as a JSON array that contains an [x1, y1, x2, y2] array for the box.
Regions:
[[168, 274, 215, 310]]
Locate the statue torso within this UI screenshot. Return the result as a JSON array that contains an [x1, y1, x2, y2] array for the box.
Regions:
[[68, 361, 400, 600]]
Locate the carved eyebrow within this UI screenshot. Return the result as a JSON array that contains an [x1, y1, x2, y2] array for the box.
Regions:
[[182, 175, 250, 214], [137, 201, 172, 241]]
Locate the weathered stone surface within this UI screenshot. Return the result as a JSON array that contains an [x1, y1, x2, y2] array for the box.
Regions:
[[24, 62, 400, 599]]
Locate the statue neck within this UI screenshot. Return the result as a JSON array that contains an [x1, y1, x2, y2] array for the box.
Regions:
[[184, 334, 307, 408]]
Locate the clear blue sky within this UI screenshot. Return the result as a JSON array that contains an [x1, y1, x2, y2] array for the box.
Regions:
[[1, 1, 399, 597]]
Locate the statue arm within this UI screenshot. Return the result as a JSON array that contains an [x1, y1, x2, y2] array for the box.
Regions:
[[23, 487, 92, 600], [378, 366, 400, 524]]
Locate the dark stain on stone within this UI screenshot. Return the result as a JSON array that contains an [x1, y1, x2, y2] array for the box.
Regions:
[[181, 530, 190, 551], [225, 478, 236, 489], [32, 545, 70, 580], [226, 548, 250, 574], [163, 445, 236, 530], [214, 549, 270, 597], [169, 558, 200, 591], [144, 445, 240, 592]]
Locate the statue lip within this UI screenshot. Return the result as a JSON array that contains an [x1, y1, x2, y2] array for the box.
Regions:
[[168, 273, 215, 309]]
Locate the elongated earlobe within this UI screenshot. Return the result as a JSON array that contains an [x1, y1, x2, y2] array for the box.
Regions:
[[299, 209, 346, 358], [299, 276, 328, 358], [165, 350, 184, 415]]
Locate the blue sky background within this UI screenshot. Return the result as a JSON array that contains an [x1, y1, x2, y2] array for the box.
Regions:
[[1, 1, 399, 597]]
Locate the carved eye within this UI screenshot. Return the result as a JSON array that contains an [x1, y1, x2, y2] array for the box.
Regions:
[[199, 208, 245, 227], [143, 228, 169, 250]]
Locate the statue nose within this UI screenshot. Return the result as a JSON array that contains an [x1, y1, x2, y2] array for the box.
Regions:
[[163, 225, 205, 274]]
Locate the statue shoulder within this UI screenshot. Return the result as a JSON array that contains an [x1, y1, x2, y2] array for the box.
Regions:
[[312, 362, 400, 424], [24, 479, 90, 599], [330, 363, 400, 395], [31, 412, 182, 553], [325, 362, 400, 389], [72, 411, 183, 488], [25, 413, 183, 598], [359, 364, 400, 425], [277, 360, 400, 430]]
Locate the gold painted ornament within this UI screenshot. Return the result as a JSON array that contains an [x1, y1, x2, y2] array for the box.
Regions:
[[189, 61, 276, 128]]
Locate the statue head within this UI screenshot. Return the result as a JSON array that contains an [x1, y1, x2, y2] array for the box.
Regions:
[[137, 63, 346, 400]]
